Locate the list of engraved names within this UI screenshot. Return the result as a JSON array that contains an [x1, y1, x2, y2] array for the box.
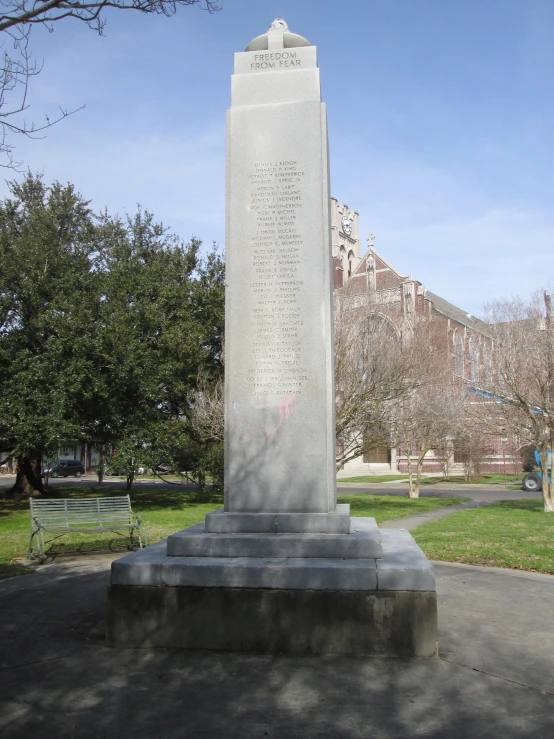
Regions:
[[247, 160, 308, 397]]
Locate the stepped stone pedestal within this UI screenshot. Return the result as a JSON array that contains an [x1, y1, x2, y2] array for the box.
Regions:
[[107, 524, 437, 656], [106, 19, 438, 657]]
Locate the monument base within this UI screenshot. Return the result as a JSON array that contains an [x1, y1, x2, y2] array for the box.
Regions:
[[106, 584, 436, 657], [106, 524, 438, 657]]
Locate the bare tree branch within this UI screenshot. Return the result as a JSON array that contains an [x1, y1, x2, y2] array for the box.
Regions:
[[187, 374, 224, 445], [0, 0, 220, 168], [473, 290, 554, 511], [333, 291, 435, 472], [0, 0, 220, 33]]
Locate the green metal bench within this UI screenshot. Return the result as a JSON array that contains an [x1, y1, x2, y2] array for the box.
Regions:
[[29, 495, 147, 562]]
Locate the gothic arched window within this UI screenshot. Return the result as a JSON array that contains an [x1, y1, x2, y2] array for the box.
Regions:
[[483, 342, 493, 386], [453, 330, 464, 377], [358, 313, 400, 382], [469, 335, 479, 383]]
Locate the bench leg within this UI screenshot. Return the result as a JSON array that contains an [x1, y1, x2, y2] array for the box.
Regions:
[[28, 530, 45, 563], [130, 525, 147, 549], [28, 533, 35, 560]]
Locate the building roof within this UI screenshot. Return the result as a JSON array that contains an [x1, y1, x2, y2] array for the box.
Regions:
[[424, 290, 491, 335], [339, 244, 493, 337]]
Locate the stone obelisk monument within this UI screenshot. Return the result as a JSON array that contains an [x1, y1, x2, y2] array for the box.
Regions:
[[208, 18, 348, 533], [107, 21, 438, 657]]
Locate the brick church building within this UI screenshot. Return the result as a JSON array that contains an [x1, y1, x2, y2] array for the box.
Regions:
[[330, 198, 517, 477]]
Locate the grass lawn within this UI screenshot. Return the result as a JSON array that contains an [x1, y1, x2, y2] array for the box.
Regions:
[[338, 494, 464, 523], [413, 499, 554, 574], [0, 486, 463, 579], [338, 475, 410, 483], [339, 473, 522, 485]]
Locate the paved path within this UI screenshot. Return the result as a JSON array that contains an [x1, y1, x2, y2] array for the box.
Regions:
[[1, 481, 549, 736], [1, 554, 553, 738], [337, 482, 542, 531], [379, 499, 491, 530]]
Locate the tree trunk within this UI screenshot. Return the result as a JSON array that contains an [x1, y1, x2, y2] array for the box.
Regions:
[[542, 447, 554, 512], [7, 454, 47, 498], [548, 471, 554, 512], [405, 450, 416, 498], [539, 449, 554, 513], [548, 437, 554, 512], [413, 452, 426, 499], [97, 444, 105, 487], [542, 474, 553, 512]]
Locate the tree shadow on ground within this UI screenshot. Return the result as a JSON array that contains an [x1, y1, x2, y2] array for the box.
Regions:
[[2, 547, 554, 737], [129, 487, 224, 511], [492, 499, 546, 514], [0, 562, 33, 580], [1, 485, 226, 511], [1, 565, 554, 738]]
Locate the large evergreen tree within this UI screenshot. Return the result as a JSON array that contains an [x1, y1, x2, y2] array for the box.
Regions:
[[0, 174, 99, 495], [0, 174, 225, 496], [90, 208, 225, 488]]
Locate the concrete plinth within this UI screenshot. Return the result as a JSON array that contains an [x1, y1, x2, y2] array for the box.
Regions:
[[106, 524, 438, 657], [106, 584, 437, 657]]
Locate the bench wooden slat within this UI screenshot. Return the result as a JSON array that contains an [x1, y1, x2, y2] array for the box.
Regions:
[[33, 500, 130, 504], [34, 511, 130, 521], [37, 528, 136, 534]]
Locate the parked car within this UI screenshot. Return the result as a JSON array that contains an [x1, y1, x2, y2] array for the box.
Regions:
[[105, 461, 128, 476], [43, 460, 86, 478]]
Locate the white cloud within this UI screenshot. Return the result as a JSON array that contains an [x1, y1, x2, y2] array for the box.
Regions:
[[333, 151, 554, 314], [373, 208, 554, 314], [0, 121, 226, 247]]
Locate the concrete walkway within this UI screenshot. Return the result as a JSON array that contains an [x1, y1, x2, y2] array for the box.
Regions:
[[379, 498, 490, 530], [1, 549, 553, 738], [338, 482, 541, 531]]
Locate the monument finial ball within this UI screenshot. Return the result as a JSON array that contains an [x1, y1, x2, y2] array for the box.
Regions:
[[269, 18, 289, 32], [244, 19, 311, 52]]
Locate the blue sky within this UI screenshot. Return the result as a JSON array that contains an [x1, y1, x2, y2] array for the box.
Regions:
[[2, 0, 553, 314]]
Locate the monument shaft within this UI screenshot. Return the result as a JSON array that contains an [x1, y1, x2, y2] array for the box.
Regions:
[[225, 40, 336, 514]]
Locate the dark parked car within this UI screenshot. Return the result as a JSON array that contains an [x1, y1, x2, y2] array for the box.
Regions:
[[43, 460, 86, 478]]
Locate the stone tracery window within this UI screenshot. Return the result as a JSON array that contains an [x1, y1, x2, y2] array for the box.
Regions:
[[357, 313, 400, 378], [453, 330, 464, 377], [468, 335, 479, 383], [483, 342, 493, 385]]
